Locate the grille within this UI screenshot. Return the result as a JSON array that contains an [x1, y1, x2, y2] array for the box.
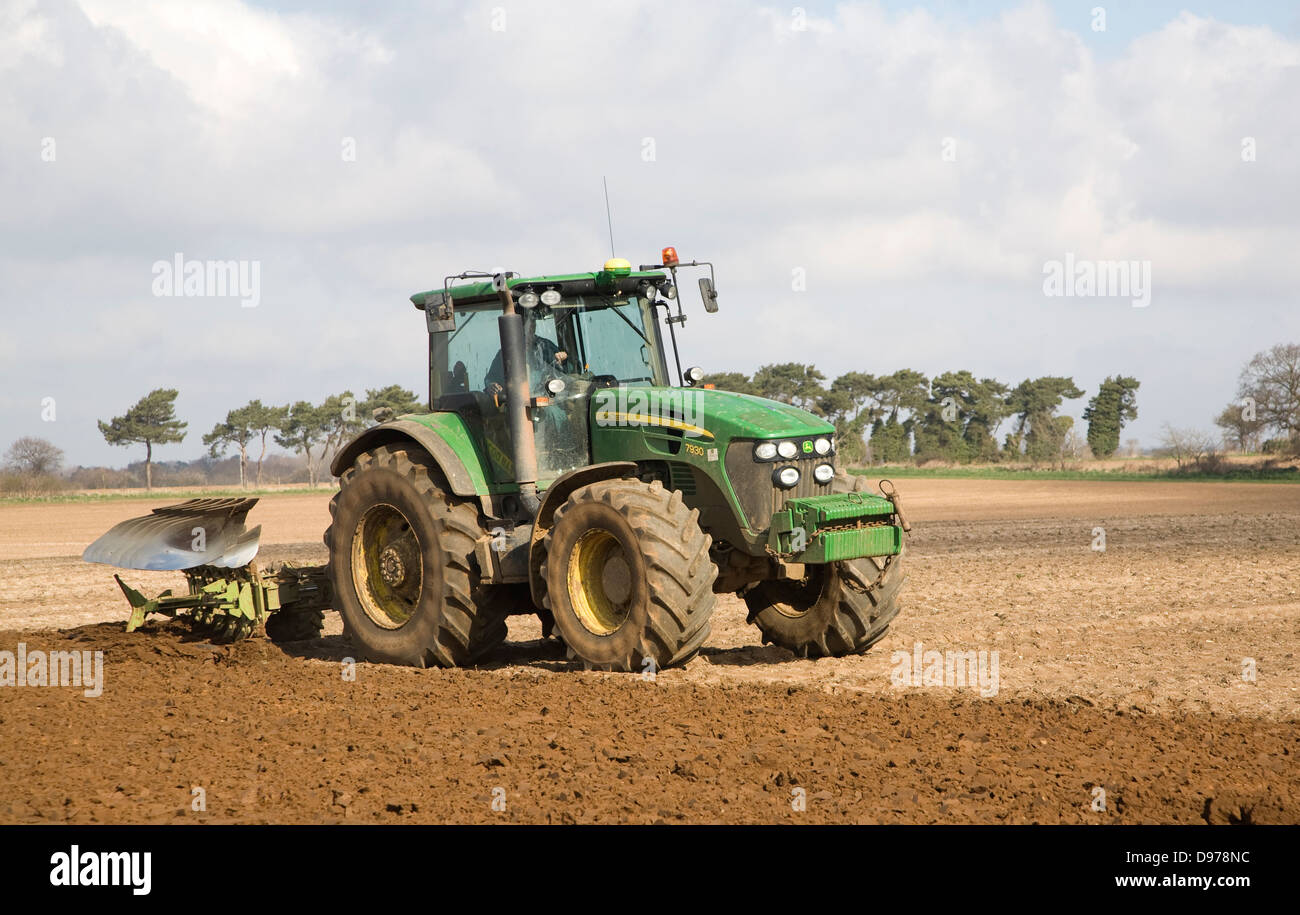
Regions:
[[669, 463, 697, 496], [724, 441, 833, 534]]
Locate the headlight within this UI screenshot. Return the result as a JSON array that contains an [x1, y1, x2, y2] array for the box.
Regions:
[[777, 441, 798, 459], [774, 466, 800, 488], [814, 437, 832, 455], [754, 442, 778, 461], [540, 289, 561, 306], [517, 291, 539, 308], [546, 378, 566, 395], [813, 463, 834, 484]]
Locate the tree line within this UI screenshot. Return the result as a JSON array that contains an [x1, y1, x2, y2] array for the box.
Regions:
[[1212, 342, 1300, 454], [96, 385, 422, 489], [701, 366, 1139, 465], [7, 343, 1296, 495]]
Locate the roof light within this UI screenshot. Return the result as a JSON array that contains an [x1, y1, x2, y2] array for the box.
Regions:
[[517, 291, 539, 308], [661, 246, 679, 267], [540, 289, 561, 306]]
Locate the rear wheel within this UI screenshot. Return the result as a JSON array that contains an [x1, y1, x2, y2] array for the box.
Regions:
[[325, 444, 510, 667], [541, 478, 716, 672], [744, 475, 905, 658]]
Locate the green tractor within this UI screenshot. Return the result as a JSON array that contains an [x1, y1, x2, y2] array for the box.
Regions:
[[324, 249, 909, 671], [85, 249, 908, 671]]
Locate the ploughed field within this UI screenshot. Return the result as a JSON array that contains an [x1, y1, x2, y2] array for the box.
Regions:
[[0, 479, 1297, 823]]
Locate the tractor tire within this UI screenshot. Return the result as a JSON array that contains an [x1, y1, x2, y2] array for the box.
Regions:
[[541, 478, 717, 672], [743, 474, 905, 658], [324, 444, 509, 668], [265, 608, 325, 643]]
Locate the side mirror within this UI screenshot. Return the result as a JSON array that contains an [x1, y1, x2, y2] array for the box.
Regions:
[[698, 277, 719, 313]]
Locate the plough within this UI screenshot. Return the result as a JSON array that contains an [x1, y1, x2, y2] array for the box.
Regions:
[[85, 498, 329, 643]]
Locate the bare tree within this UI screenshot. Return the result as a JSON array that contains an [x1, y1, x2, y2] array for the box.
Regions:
[[1158, 425, 1216, 470], [4, 437, 64, 475], [1238, 343, 1300, 445]]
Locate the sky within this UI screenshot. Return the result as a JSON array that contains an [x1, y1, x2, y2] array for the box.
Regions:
[[1, 0, 1298, 467]]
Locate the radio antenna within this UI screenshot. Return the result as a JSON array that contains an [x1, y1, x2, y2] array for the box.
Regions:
[[603, 176, 616, 257]]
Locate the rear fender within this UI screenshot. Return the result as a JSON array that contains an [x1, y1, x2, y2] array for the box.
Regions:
[[330, 419, 485, 508]]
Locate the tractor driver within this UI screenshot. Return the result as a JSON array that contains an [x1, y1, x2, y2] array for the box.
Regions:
[[483, 312, 574, 402]]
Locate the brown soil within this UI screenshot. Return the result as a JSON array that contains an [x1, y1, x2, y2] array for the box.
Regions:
[[0, 479, 1296, 823]]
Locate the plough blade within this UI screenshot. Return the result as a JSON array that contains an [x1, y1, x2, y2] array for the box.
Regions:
[[82, 498, 262, 571]]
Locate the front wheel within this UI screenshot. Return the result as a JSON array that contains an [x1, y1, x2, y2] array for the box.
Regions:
[[541, 478, 717, 672], [744, 474, 905, 658], [743, 549, 904, 658]]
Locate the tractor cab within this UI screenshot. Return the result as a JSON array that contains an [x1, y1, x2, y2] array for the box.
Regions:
[[414, 260, 676, 485]]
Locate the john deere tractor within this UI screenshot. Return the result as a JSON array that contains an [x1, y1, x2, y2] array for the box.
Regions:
[[86, 249, 908, 672], [324, 249, 908, 671]]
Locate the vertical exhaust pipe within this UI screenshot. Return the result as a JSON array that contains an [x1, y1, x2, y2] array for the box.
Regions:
[[494, 275, 541, 517]]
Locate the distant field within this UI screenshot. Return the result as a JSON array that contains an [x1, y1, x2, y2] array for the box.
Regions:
[[850, 462, 1300, 483]]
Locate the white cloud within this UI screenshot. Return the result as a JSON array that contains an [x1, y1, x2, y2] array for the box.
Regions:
[[1, 0, 1297, 464]]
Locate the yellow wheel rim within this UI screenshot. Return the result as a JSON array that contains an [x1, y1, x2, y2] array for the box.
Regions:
[[567, 529, 633, 636], [351, 503, 423, 629]]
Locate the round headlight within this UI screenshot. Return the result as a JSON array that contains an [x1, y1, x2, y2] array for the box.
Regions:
[[539, 289, 561, 306], [517, 292, 539, 308], [813, 463, 834, 484], [774, 466, 800, 488], [814, 437, 832, 456], [685, 366, 705, 385], [754, 442, 778, 461], [546, 378, 566, 395], [663, 283, 677, 300], [777, 441, 798, 459]]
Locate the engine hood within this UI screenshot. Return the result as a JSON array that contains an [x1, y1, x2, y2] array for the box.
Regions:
[[590, 385, 834, 443]]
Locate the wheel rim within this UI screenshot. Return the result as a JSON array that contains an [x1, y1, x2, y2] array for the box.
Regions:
[[351, 503, 423, 629], [567, 529, 633, 636]]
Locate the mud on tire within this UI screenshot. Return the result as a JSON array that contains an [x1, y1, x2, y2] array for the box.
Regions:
[[743, 474, 905, 658], [324, 444, 513, 668], [541, 478, 717, 672]]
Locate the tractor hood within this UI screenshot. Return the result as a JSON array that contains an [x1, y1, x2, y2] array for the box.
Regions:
[[687, 388, 834, 440], [592, 386, 833, 442]]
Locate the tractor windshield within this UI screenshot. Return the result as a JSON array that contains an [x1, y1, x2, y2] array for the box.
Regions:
[[525, 294, 666, 390], [440, 294, 666, 397]]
